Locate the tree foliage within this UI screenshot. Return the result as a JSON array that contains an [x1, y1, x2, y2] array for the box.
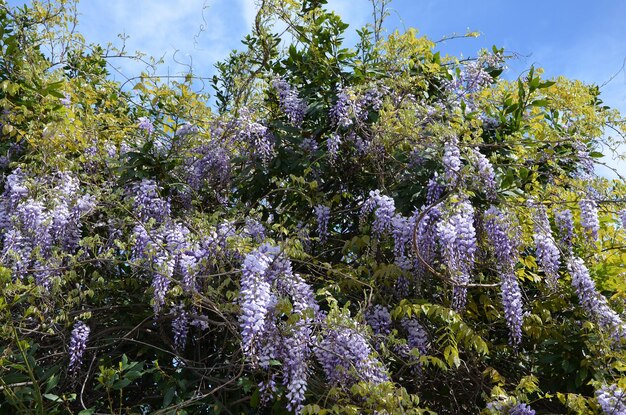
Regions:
[[1, 0, 626, 414]]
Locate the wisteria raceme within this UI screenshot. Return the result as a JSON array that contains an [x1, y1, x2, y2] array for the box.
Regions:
[[620, 209, 626, 229], [469, 147, 496, 199], [238, 243, 318, 412], [356, 87, 383, 120], [239, 244, 277, 362], [327, 133, 341, 163], [171, 304, 189, 350], [530, 203, 561, 287], [484, 206, 518, 270], [314, 205, 330, 242], [68, 321, 90, 372], [579, 198, 600, 241], [554, 209, 574, 251], [401, 318, 429, 355], [437, 200, 477, 310], [272, 77, 307, 127], [133, 179, 170, 223], [500, 272, 523, 347], [365, 305, 392, 336], [300, 137, 318, 153], [330, 87, 358, 128], [567, 256, 626, 340], [414, 205, 441, 277], [508, 403, 536, 415], [426, 175, 444, 205], [175, 123, 199, 137], [237, 109, 275, 163], [137, 116, 154, 133], [315, 323, 389, 386], [361, 190, 396, 237], [391, 214, 414, 266], [483, 206, 523, 346], [595, 383, 626, 415], [244, 218, 265, 242], [442, 139, 462, 186], [187, 144, 231, 191], [573, 141, 594, 177]]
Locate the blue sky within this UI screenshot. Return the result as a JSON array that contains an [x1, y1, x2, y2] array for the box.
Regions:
[[7, 0, 626, 176]]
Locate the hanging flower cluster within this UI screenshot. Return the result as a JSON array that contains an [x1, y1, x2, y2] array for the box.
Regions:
[[238, 243, 319, 412], [437, 199, 477, 310], [68, 321, 90, 373], [595, 383, 626, 415], [484, 206, 523, 347], [361, 189, 396, 238], [272, 77, 307, 127], [530, 202, 561, 287], [0, 170, 94, 288], [567, 256, 626, 340]]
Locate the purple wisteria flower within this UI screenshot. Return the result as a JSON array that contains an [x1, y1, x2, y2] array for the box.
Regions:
[[469, 147, 496, 199], [327, 133, 341, 164], [315, 323, 389, 387], [414, 205, 441, 278], [330, 87, 358, 128], [401, 318, 429, 355], [596, 383, 626, 415], [238, 243, 319, 412], [554, 209, 574, 252], [314, 205, 330, 243], [237, 109, 275, 164], [508, 403, 536, 415], [620, 209, 626, 229], [567, 256, 626, 340], [137, 116, 154, 134], [365, 305, 392, 336], [391, 214, 414, 268], [484, 206, 523, 346], [68, 321, 90, 372], [171, 304, 189, 350], [437, 199, 477, 310], [361, 190, 396, 238], [442, 139, 462, 186], [579, 198, 599, 241], [272, 77, 307, 127], [175, 123, 199, 137], [133, 179, 170, 223], [530, 202, 560, 287]]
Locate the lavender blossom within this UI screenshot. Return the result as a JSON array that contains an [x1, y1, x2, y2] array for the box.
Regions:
[[579, 198, 599, 241], [620, 209, 626, 229], [508, 403, 536, 415], [327, 133, 341, 163], [237, 109, 275, 164], [361, 190, 396, 238], [442, 139, 462, 186], [531, 203, 561, 287], [484, 206, 524, 346], [469, 147, 496, 199], [567, 256, 626, 340], [554, 209, 574, 252], [272, 77, 307, 127], [330, 87, 358, 128], [68, 321, 90, 372], [391, 214, 413, 265], [314, 205, 330, 243], [414, 205, 441, 278], [596, 383, 626, 415], [437, 200, 477, 310], [401, 318, 429, 354], [137, 116, 154, 134], [171, 305, 189, 350], [133, 179, 170, 223], [501, 272, 523, 347], [426, 175, 444, 205], [175, 123, 199, 136], [315, 324, 388, 386], [365, 305, 392, 336]]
